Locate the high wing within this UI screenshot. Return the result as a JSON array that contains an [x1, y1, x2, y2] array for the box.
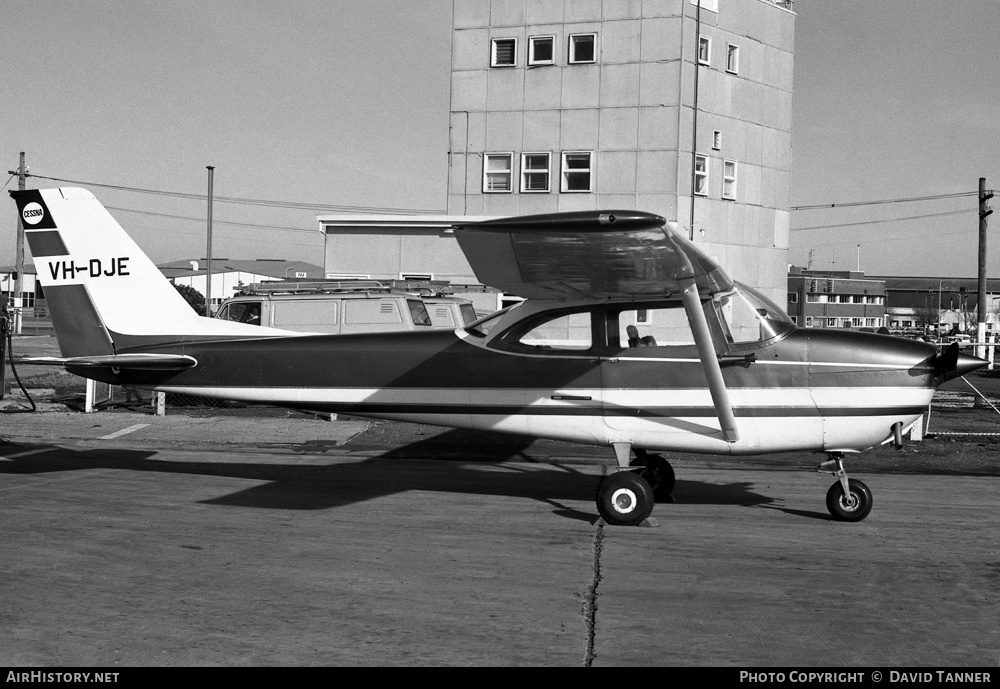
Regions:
[[456, 210, 741, 441], [454, 210, 734, 300]]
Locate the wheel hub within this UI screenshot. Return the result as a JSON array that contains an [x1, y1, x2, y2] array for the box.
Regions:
[[611, 488, 637, 514]]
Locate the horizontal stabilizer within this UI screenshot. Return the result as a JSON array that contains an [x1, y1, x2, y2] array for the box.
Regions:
[[15, 353, 198, 371]]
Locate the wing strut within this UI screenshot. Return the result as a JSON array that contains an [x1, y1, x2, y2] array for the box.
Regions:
[[679, 278, 739, 443]]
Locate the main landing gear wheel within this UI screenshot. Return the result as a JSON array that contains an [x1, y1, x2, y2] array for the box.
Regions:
[[597, 471, 654, 526], [826, 478, 873, 522], [631, 453, 676, 501]]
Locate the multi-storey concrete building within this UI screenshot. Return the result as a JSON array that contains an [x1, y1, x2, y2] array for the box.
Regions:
[[446, 0, 795, 300]]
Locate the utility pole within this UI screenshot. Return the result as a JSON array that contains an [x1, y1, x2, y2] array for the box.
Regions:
[[977, 176, 993, 360], [9, 153, 26, 335], [205, 166, 215, 317]]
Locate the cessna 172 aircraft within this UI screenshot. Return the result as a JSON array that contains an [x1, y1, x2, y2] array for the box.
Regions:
[[10, 187, 987, 526]]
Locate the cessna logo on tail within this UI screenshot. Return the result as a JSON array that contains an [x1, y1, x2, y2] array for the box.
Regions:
[[9, 189, 57, 229], [22, 202, 45, 225]]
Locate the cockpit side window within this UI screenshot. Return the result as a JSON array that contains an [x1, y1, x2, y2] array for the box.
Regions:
[[610, 304, 694, 349]]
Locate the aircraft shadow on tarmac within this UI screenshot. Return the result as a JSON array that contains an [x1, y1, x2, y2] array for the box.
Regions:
[[0, 430, 776, 522]]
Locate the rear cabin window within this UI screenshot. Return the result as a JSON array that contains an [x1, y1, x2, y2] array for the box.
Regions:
[[515, 312, 592, 350]]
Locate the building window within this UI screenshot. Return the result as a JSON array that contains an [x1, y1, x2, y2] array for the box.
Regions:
[[712, 130, 722, 150], [483, 153, 513, 193], [561, 151, 593, 192], [788, 292, 798, 303], [528, 36, 554, 65], [691, 0, 719, 12], [805, 316, 813, 327], [727, 44, 740, 74], [569, 33, 597, 64], [520, 152, 551, 192], [723, 159, 737, 200], [491, 38, 517, 67], [693, 154, 708, 196], [698, 35, 711, 65]]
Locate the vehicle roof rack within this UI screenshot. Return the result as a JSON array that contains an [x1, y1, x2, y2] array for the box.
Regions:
[[232, 278, 497, 298], [235, 280, 391, 296]]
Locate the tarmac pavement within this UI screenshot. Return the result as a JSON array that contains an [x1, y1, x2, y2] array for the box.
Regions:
[[1, 409, 998, 666]]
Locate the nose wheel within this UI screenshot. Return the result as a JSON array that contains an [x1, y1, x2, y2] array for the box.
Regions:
[[819, 455, 873, 522]]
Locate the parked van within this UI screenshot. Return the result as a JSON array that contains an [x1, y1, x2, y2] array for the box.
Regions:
[[214, 281, 477, 334]]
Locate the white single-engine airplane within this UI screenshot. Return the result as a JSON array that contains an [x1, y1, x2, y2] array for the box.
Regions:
[[10, 187, 987, 525]]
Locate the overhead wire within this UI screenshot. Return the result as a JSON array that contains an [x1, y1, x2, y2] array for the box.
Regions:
[[104, 205, 322, 235], [791, 208, 974, 233], [28, 173, 444, 215], [21, 172, 991, 242], [791, 190, 981, 211]]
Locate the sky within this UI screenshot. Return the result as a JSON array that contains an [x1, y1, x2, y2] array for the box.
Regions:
[[2, 0, 998, 278]]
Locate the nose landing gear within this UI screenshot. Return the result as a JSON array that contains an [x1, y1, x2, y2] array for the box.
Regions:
[[819, 454, 873, 522]]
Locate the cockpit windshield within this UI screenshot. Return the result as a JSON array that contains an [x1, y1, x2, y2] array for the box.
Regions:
[[714, 282, 794, 345]]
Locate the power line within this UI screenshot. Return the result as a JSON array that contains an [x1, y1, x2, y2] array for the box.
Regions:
[[105, 205, 321, 235], [792, 191, 981, 211], [792, 226, 978, 248], [791, 208, 974, 232], [27, 173, 445, 215]]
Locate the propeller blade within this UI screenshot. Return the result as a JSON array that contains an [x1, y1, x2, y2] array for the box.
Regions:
[[934, 342, 960, 375]]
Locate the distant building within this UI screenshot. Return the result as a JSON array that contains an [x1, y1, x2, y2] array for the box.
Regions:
[[0, 265, 37, 310], [786, 268, 886, 330], [873, 276, 1000, 335]]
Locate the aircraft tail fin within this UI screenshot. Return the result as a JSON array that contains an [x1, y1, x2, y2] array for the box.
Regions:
[[10, 187, 283, 356]]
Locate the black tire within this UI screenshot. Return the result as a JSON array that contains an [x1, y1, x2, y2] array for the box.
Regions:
[[645, 454, 676, 501], [597, 471, 654, 526], [631, 453, 676, 501], [826, 478, 873, 522]]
